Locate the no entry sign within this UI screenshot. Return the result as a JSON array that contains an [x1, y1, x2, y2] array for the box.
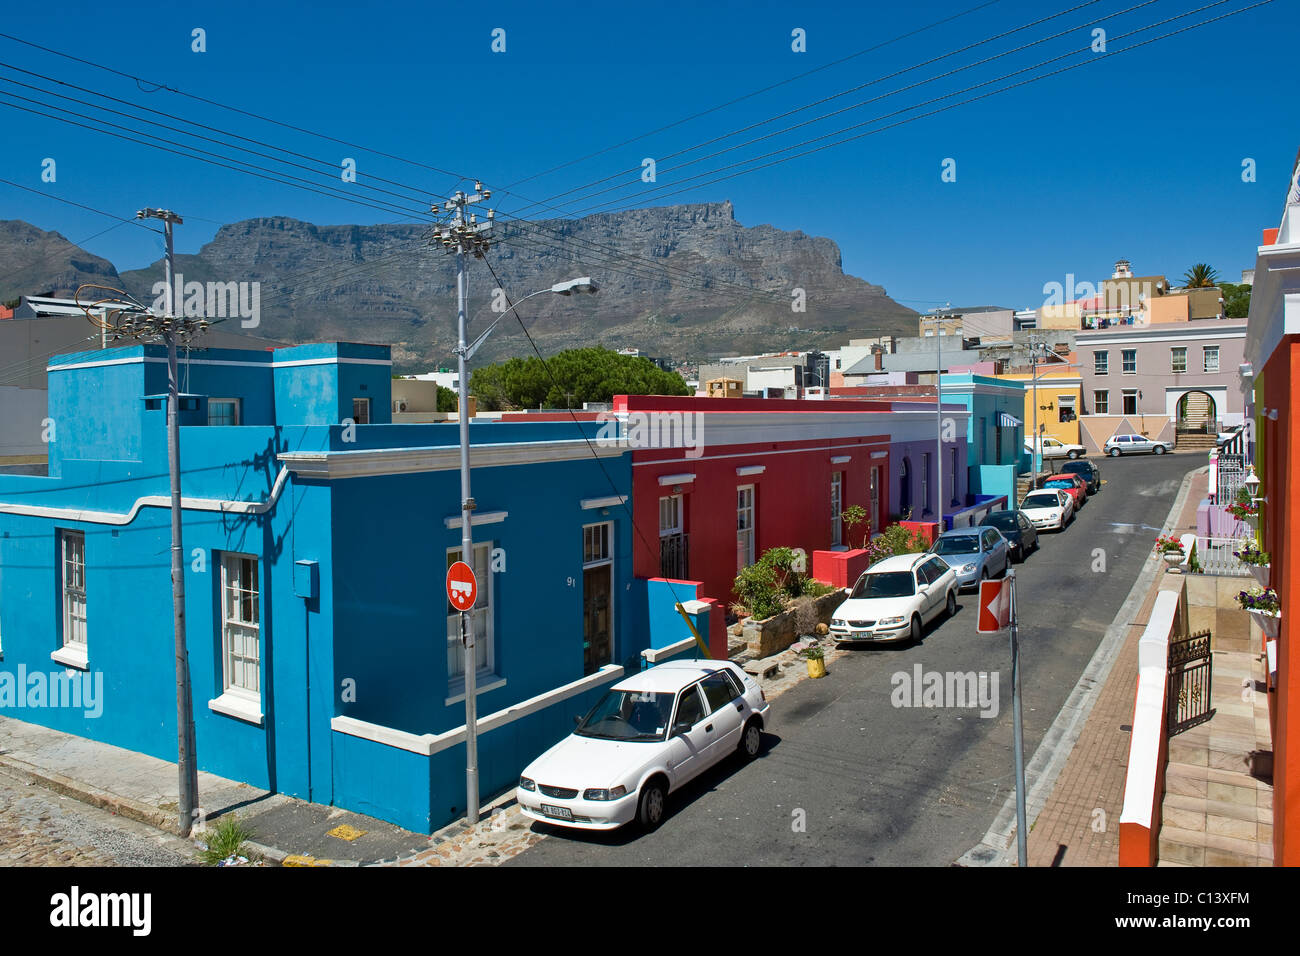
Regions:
[[978, 578, 1011, 633], [446, 561, 477, 612]]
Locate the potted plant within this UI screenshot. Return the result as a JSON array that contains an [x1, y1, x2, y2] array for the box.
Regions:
[[1153, 534, 1185, 568], [804, 642, 826, 679], [1236, 586, 1281, 638], [841, 505, 872, 550], [1227, 487, 1260, 528], [1234, 538, 1271, 586]]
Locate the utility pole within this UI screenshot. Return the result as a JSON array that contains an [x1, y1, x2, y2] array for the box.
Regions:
[[1007, 568, 1028, 867], [137, 207, 201, 837], [430, 184, 493, 825], [936, 321, 944, 529]]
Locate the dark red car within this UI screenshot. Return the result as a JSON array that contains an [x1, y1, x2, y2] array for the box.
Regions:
[[1040, 473, 1087, 510]]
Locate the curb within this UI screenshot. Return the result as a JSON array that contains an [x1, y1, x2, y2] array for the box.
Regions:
[[956, 465, 1204, 867], [0, 752, 177, 834]]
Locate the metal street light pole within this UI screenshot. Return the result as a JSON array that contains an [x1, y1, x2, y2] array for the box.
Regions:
[[936, 323, 944, 529], [431, 187, 597, 825]]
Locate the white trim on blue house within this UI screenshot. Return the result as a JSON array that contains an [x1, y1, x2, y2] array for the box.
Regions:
[[277, 438, 626, 480]]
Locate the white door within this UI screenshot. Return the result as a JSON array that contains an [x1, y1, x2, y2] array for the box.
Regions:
[[736, 485, 755, 570], [697, 670, 745, 765], [665, 684, 711, 788]]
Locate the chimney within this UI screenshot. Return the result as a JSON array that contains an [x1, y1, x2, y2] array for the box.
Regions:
[[872, 345, 883, 370]]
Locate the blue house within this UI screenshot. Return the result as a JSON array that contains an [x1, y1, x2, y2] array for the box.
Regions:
[[938, 374, 1026, 507], [0, 342, 646, 832]]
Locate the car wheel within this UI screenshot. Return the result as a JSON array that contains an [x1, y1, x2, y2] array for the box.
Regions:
[[1154, 445, 1166, 455], [637, 780, 667, 831], [1068, 449, 1080, 459], [1108, 447, 1120, 457], [945, 590, 957, 618], [738, 720, 762, 760], [909, 614, 922, 645]]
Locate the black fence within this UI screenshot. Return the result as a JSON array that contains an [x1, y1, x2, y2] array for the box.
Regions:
[[659, 533, 689, 580], [1167, 629, 1215, 736]]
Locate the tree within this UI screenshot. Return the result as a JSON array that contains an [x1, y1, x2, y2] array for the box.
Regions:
[[435, 385, 459, 412], [470, 347, 691, 410], [1182, 263, 1220, 288], [1220, 281, 1251, 319]]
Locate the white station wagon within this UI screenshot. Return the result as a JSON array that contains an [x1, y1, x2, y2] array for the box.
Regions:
[[517, 660, 770, 832], [829, 552, 959, 645]]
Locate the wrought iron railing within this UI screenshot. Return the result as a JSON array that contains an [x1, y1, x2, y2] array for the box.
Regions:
[[1167, 629, 1214, 736], [659, 532, 689, 579]]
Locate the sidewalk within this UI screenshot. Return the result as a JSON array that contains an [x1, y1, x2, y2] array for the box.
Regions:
[[1021, 467, 1274, 866]]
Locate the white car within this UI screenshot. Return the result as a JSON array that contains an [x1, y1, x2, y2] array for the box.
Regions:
[[829, 552, 958, 645], [1025, 436, 1087, 460], [517, 660, 770, 832], [1020, 488, 1074, 531]]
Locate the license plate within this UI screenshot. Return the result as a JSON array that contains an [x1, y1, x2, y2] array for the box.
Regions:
[[540, 804, 573, 820]]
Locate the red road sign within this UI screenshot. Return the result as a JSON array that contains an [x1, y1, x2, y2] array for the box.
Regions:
[[978, 578, 1011, 633], [446, 561, 477, 612]]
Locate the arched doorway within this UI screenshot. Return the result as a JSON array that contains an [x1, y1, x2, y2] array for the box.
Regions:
[[899, 457, 912, 516], [1177, 391, 1217, 432]]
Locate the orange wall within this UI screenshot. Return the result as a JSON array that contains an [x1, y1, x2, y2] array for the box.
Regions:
[[1263, 338, 1300, 865], [1146, 295, 1190, 324]]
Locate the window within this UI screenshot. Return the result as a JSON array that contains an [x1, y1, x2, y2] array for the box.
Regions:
[[830, 472, 843, 547], [1094, 390, 1109, 414], [869, 467, 880, 530], [1204, 346, 1220, 373], [950, 448, 958, 505], [208, 399, 240, 426], [583, 523, 614, 675], [60, 530, 87, 654], [736, 486, 756, 570], [1094, 351, 1109, 375], [447, 542, 493, 681], [674, 684, 706, 727], [700, 672, 739, 711], [352, 397, 371, 424], [1171, 347, 1187, 373], [1122, 349, 1137, 374], [659, 494, 686, 579], [1058, 395, 1076, 423], [1122, 389, 1138, 415], [220, 554, 260, 699], [921, 452, 931, 514]]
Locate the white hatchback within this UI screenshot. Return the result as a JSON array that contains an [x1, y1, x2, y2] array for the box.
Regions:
[[829, 552, 958, 645], [517, 660, 770, 832], [1020, 488, 1074, 531]]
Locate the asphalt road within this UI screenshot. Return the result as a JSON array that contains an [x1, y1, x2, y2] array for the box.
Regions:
[[507, 452, 1198, 867]]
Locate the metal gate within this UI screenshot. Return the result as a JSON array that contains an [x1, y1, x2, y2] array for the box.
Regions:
[[1167, 629, 1214, 736]]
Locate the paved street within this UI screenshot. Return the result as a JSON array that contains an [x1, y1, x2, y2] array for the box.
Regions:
[[0, 768, 195, 867], [508, 453, 1199, 866]]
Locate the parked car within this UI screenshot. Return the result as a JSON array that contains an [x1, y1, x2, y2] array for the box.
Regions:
[[1025, 436, 1087, 460], [1104, 433, 1174, 456], [928, 526, 1010, 590], [1059, 458, 1102, 494], [1019, 488, 1074, 531], [1216, 424, 1247, 447], [1040, 473, 1088, 509], [979, 509, 1040, 562], [829, 552, 958, 646], [517, 659, 771, 832]]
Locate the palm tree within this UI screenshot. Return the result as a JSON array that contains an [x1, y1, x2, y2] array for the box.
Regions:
[[1183, 263, 1220, 288]]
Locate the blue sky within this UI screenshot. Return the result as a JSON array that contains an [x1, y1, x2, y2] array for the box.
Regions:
[[1, 0, 1296, 315]]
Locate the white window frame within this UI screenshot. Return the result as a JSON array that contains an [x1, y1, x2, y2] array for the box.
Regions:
[[1094, 389, 1109, 414], [207, 398, 241, 426], [1094, 350, 1109, 375], [52, 530, 89, 669], [1122, 349, 1137, 374], [659, 494, 682, 536], [581, 522, 615, 673], [352, 397, 371, 424], [830, 472, 843, 547], [209, 553, 264, 724], [736, 485, 756, 570], [1171, 347, 1187, 374], [446, 541, 495, 689], [1204, 346, 1220, 373], [1122, 389, 1139, 415]]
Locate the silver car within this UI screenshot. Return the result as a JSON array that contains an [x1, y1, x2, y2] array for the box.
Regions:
[[1104, 433, 1174, 456], [928, 526, 1010, 590]]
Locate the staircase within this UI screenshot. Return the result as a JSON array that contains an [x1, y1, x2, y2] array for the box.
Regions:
[[1181, 392, 1211, 426], [1176, 433, 1218, 452]]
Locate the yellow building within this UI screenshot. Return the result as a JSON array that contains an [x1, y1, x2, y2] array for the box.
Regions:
[[995, 368, 1084, 446], [705, 377, 743, 399]]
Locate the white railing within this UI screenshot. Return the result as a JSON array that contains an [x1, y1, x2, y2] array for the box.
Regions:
[[1195, 536, 1252, 577]]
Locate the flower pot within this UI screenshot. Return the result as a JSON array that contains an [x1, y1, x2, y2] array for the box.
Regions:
[[1249, 564, 1271, 587], [806, 657, 826, 679], [1243, 514, 1260, 531], [1161, 551, 1184, 568], [1249, 609, 1281, 639]]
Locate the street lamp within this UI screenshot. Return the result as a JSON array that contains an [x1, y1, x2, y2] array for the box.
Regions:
[[452, 274, 597, 825]]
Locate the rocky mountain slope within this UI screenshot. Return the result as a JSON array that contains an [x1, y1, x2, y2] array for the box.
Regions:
[[3, 203, 915, 370]]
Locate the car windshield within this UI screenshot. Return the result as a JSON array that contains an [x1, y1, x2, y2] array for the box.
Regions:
[[1023, 493, 1059, 509], [851, 571, 915, 599], [983, 512, 1019, 531], [575, 688, 675, 742], [931, 535, 979, 556]]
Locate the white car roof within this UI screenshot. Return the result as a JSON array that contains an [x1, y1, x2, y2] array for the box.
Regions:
[[864, 552, 929, 572], [611, 659, 731, 694]]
